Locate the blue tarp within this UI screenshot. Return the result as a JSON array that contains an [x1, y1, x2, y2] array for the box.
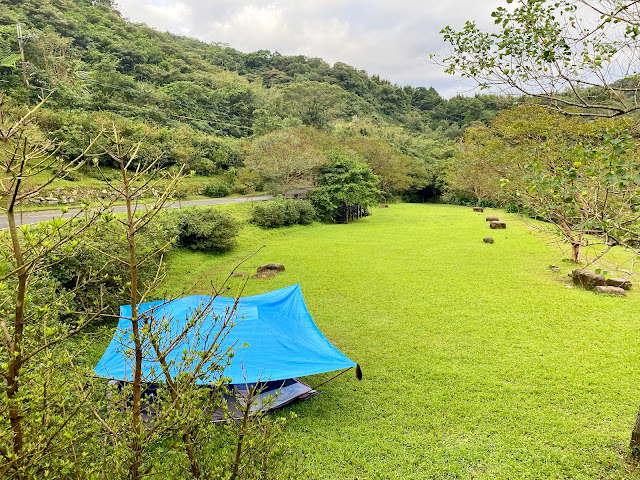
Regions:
[[94, 284, 356, 384]]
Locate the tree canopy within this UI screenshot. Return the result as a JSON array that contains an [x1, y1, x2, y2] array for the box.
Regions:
[[311, 151, 381, 222], [441, 0, 640, 118]]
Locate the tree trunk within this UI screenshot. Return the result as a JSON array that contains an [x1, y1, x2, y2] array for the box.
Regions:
[[571, 243, 580, 263], [122, 159, 143, 480], [6, 200, 27, 475], [570, 232, 585, 263]]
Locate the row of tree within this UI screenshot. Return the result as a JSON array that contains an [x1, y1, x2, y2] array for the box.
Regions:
[[447, 106, 640, 262], [0, 0, 510, 137]]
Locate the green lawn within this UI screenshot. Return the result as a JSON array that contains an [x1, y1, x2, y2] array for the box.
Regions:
[[162, 203, 640, 479]]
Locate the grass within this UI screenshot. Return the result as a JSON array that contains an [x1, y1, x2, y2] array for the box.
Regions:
[[156, 203, 640, 478]]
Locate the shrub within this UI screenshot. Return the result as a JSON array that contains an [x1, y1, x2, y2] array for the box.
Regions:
[[251, 200, 315, 228], [252, 201, 286, 228], [294, 200, 315, 224], [172, 184, 192, 199], [46, 217, 177, 325], [310, 151, 380, 222], [283, 199, 301, 225], [203, 182, 232, 198], [440, 191, 475, 206], [235, 168, 263, 194], [478, 198, 497, 208], [184, 157, 217, 176], [505, 203, 521, 213], [170, 207, 239, 252]]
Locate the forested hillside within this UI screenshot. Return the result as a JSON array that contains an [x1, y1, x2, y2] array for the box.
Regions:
[[0, 0, 512, 199]]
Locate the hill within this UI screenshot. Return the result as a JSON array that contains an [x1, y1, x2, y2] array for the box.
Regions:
[[0, 0, 512, 200]]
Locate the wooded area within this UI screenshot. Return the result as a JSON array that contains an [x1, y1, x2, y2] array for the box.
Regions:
[[0, 0, 513, 203]]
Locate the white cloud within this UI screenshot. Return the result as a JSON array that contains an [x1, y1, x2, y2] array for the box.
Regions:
[[116, 0, 505, 96]]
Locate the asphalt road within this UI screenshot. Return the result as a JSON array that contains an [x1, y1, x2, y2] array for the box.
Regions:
[[0, 194, 274, 229]]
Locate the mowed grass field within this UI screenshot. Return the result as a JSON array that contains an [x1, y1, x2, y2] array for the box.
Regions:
[[162, 203, 640, 479]]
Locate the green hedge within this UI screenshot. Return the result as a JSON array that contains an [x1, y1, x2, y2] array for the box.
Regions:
[[251, 199, 315, 228]]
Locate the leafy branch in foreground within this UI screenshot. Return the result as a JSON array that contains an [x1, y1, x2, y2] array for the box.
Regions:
[[440, 0, 640, 117], [0, 94, 108, 479]]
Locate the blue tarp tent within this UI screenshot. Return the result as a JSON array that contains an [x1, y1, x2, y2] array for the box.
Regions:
[[94, 284, 357, 385]]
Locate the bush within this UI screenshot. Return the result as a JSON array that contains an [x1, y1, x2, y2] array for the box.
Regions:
[[170, 207, 239, 252], [505, 203, 521, 213], [440, 191, 475, 206], [477, 198, 497, 208], [310, 151, 380, 222], [252, 201, 286, 228], [203, 182, 232, 198], [283, 200, 301, 225], [184, 157, 217, 176], [235, 168, 263, 194], [296, 200, 315, 224], [251, 200, 315, 228], [46, 218, 177, 325], [172, 184, 192, 199]]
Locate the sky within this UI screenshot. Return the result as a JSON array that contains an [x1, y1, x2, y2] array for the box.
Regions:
[[115, 0, 506, 98]]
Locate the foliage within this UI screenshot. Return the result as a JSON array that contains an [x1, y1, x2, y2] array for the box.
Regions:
[[251, 199, 315, 228], [234, 168, 262, 195], [164, 206, 240, 252], [345, 136, 429, 195], [448, 106, 640, 262], [86, 128, 288, 480], [311, 151, 381, 222], [0, 50, 20, 69], [522, 129, 640, 261], [203, 181, 232, 198], [441, 0, 640, 117], [280, 81, 348, 128], [0, 97, 106, 478], [292, 199, 315, 224], [245, 127, 329, 193], [0, 87, 292, 480], [252, 202, 286, 228], [0, 0, 510, 183], [46, 216, 176, 325]]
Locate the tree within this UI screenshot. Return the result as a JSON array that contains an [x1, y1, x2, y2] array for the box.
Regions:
[[449, 106, 640, 262], [441, 2, 640, 452], [86, 128, 294, 479], [0, 50, 20, 69], [311, 151, 381, 223], [441, 0, 640, 118], [445, 154, 502, 206], [281, 81, 347, 128], [0, 96, 106, 478], [410, 86, 444, 111], [345, 137, 428, 196], [520, 128, 640, 262], [245, 126, 329, 193]]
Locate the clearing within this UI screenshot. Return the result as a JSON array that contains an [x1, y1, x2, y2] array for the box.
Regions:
[[156, 203, 640, 478]]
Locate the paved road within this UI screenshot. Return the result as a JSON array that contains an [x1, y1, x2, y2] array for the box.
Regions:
[[0, 194, 274, 229]]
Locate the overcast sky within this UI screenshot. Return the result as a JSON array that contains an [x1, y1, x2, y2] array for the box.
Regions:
[[115, 0, 506, 98]]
